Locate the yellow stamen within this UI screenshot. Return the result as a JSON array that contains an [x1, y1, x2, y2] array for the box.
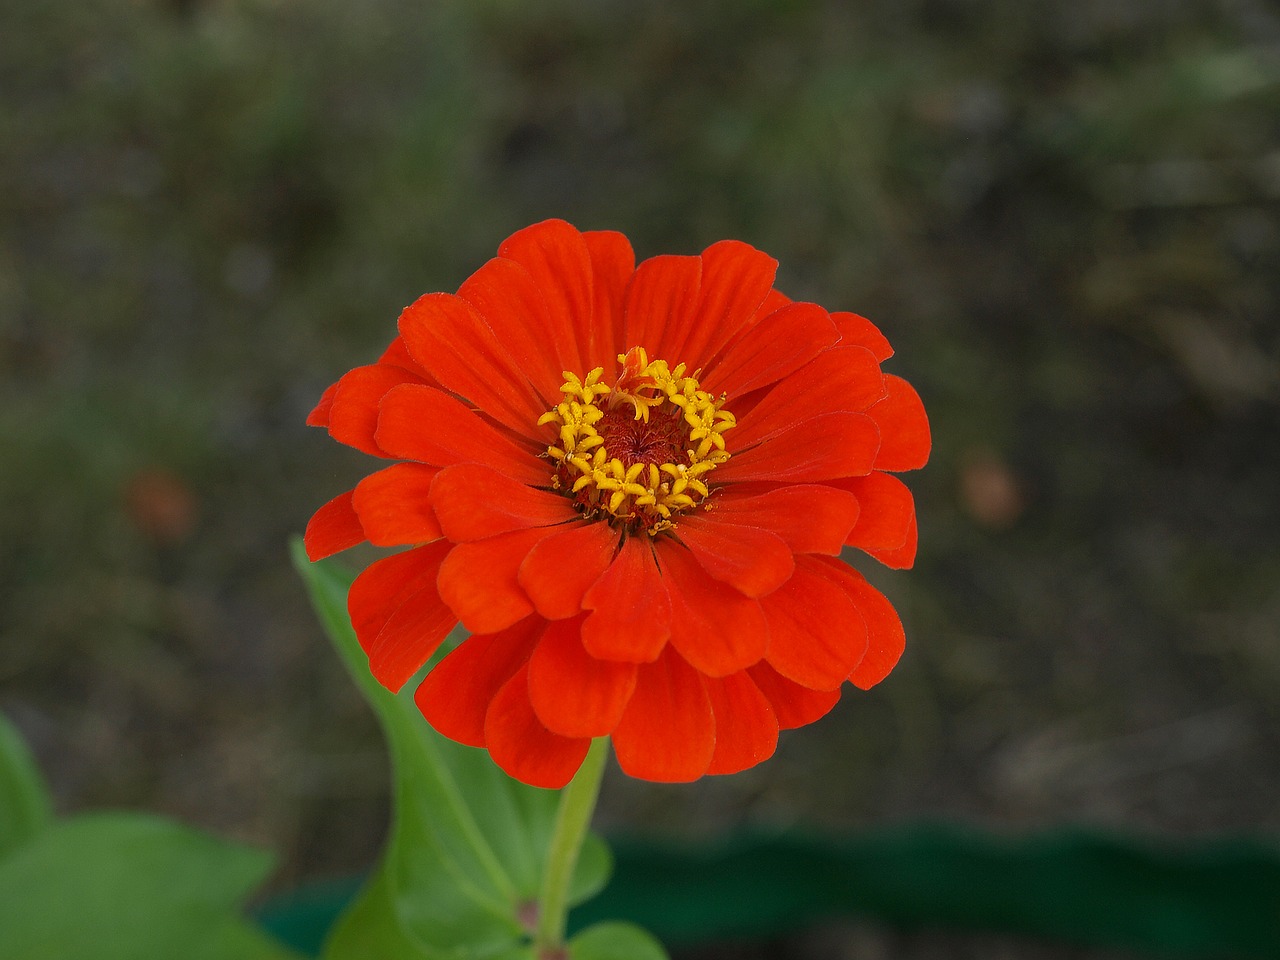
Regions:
[[539, 347, 735, 535]]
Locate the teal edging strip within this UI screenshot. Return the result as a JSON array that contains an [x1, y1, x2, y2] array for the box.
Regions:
[[256, 824, 1280, 958]]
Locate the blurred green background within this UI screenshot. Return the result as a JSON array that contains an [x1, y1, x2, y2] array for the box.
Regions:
[[2, 0, 1278, 955]]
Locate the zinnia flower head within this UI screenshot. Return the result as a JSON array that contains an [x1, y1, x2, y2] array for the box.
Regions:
[[306, 220, 929, 788]]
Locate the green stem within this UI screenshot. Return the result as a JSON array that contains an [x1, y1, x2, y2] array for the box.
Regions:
[[534, 737, 610, 955]]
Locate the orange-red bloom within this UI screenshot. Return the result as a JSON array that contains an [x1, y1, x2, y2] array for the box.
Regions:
[[306, 220, 929, 788]]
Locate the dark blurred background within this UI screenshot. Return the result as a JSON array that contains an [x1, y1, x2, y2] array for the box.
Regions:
[[2, 0, 1278, 955]]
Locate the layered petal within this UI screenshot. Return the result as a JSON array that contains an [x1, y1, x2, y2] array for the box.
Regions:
[[752, 288, 792, 320], [706, 484, 860, 556], [832, 311, 893, 361], [656, 541, 769, 676], [528, 617, 638, 738], [701, 302, 840, 400], [621, 254, 701, 358], [715, 411, 881, 484], [304, 489, 364, 560], [729, 346, 887, 450], [866, 375, 931, 472], [414, 618, 542, 746], [485, 665, 591, 789], [307, 382, 338, 428], [347, 541, 455, 692], [748, 662, 842, 729], [437, 526, 558, 634], [398, 292, 546, 435], [518, 521, 621, 621], [497, 219, 592, 379], [810, 557, 906, 689], [366, 584, 458, 693], [704, 671, 778, 776], [347, 543, 449, 654], [377, 335, 435, 380], [761, 557, 868, 690], [832, 472, 916, 555], [457, 256, 569, 407], [351, 462, 442, 547], [582, 230, 635, 375], [867, 520, 918, 569], [674, 514, 793, 597], [612, 647, 715, 782], [327, 363, 424, 456], [670, 240, 777, 365], [581, 536, 671, 662], [375, 383, 547, 485], [430, 464, 575, 542]]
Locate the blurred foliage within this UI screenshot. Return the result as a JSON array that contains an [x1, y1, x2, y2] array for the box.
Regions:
[[1, 1, 1278, 944], [0, 714, 299, 960]]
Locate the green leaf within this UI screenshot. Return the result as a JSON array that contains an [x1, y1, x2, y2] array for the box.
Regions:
[[569, 922, 669, 960], [0, 812, 300, 960], [194, 919, 310, 960], [322, 870, 438, 960], [325, 869, 538, 960], [292, 541, 614, 960], [0, 712, 53, 860]]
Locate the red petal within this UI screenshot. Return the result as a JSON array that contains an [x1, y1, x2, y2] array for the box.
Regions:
[[437, 527, 554, 634], [753, 288, 792, 318], [670, 240, 778, 366], [347, 542, 451, 654], [307, 382, 338, 427], [701, 302, 840, 400], [760, 557, 868, 690], [582, 230, 635, 376], [811, 557, 906, 689], [485, 665, 591, 789], [832, 311, 893, 361], [748, 662, 842, 730], [656, 541, 769, 677], [528, 617, 638, 737], [328, 364, 424, 457], [497, 219, 592, 380], [375, 383, 547, 485], [868, 518, 918, 569], [351, 463, 442, 547], [715, 411, 880, 484], [706, 484, 860, 556], [366, 583, 457, 692], [867, 375, 930, 472], [414, 619, 542, 747], [581, 536, 671, 662], [347, 541, 456, 692], [304, 490, 365, 560], [398, 292, 547, 436], [704, 672, 778, 776], [612, 647, 715, 782], [620, 254, 701, 358], [430, 464, 575, 542], [518, 521, 621, 620], [674, 515, 793, 597], [730, 346, 886, 449], [832, 472, 915, 553], [458, 256, 573, 407], [378, 336, 436, 380]]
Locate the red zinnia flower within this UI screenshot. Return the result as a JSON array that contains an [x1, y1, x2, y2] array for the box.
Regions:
[[305, 219, 929, 788]]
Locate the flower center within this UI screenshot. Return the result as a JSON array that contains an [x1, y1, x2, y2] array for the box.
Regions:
[[538, 346, 736, 535]]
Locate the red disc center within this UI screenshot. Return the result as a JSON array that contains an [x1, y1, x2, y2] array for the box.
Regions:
[[597, 406, 686, 469]]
